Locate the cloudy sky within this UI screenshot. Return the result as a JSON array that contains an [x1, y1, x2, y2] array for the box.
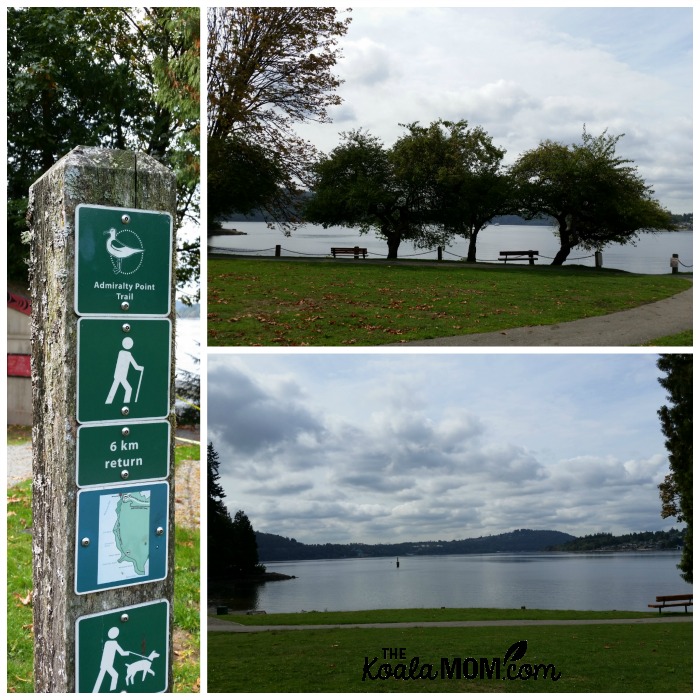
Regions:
[[294, 6, 693, 213], [207, 353, 677, 546]]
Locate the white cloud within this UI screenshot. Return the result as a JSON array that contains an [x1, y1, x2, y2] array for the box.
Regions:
[[208, 354, 675, 544], [295, 6, 692, 212]]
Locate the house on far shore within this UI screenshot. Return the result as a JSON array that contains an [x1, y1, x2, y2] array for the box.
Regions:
[[8, 290, 31, 425]]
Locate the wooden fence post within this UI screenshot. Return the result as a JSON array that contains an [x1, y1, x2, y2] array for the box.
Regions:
[[28, 146, 177, 693]]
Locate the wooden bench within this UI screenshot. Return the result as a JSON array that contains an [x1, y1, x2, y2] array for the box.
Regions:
[[331, 246, 367, 259], [648, 594, 693, 614], [499, 250, 539, 265]]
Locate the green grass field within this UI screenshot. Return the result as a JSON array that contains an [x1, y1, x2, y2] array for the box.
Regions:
[[208, 611, 692, 692], [208, 259, 691, 346], [6, 441, 200, 693]]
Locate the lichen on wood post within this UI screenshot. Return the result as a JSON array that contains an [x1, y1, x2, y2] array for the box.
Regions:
[[28, 146, 177, 692]]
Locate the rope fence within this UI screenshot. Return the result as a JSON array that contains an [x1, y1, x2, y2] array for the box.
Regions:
[[209, 243, 692, 271]]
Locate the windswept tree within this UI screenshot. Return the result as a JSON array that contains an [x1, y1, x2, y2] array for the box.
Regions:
[[305, 128, 451, 259], [511, 127, 674, 265], [7, 7, 200, 296], [207, 7, 351, 227], [656, 355, 692, 583], [391, 120, 512, 262]]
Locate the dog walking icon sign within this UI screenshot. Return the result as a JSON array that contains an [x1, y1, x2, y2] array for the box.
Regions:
[[75, 599, 169, 693]]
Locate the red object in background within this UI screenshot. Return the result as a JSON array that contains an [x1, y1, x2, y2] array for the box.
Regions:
[[8, 354, 31, 377]]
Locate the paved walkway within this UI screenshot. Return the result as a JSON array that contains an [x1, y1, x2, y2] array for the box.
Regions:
[[209, 615, 691, 633], [390, 286, 692, 346]]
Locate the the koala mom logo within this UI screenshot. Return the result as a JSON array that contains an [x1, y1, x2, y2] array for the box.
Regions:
[[362, 640, 562, 683]]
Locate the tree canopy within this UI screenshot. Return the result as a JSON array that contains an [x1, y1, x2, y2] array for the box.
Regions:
[[305, 121, 510, 259], [207, 7, 350, 228], [511, 128, 674, 265], [7, 7, 200, 297], [656, 354, 692, 583], [392, 120, 511, 262]]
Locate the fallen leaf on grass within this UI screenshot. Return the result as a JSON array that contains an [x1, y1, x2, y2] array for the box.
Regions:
[[14, 589, 32, 606]]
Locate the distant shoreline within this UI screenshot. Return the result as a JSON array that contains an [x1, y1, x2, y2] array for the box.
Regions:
[[208, 228, 247, 236]]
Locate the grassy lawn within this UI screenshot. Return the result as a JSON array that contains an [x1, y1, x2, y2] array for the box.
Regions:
[[219, 607, 663, 627], [6, 442, 200, 693], [208, 259, 691, 346], [208, 616, 692, 692], [643, 329, 693, 346]]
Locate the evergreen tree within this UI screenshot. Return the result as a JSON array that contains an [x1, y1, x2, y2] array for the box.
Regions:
[[657, 354, 692, 582], [207, 443, 266, 578], [230, 510, 265, 576], [207, 442, 232, 579]]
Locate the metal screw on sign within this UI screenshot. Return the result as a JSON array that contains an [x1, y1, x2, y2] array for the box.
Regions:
[[121, 614, 129, 623], [121, 407, 129, 416], [122, 323, 131, 333], [121, 214, 131, 225], [121, 302, 130, 311], [120, 470, 129, 480], [156, 527, 164, 537], [121, 427, 130, 437], [81, 538, 90, 547]]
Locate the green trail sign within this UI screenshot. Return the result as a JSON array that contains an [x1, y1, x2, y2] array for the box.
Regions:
[[76, 420, 170, 487], [75, 204, 172, 317], [76, 599, 169, 693], [77, 318, 171, 423], [75, 482, 169, 594]]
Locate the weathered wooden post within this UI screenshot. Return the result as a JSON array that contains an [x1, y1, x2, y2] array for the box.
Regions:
[[28, 146, 177, 692]]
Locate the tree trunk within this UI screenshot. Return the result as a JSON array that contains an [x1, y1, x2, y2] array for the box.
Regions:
[[466, 230, 479, 263], [28, 146, 177, 692], [381, 222, 401, 259], [551, 221, 573, 265]]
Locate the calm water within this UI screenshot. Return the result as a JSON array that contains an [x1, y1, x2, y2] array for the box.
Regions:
[[175, 317, 200, 376], [215, 552, 691, 614], [209, 223, 693, 276]]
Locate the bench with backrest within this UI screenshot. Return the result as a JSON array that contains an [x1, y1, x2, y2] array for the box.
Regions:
[[648, 593, 693, 614], [499, 250, 539, 265], [331, 246, 368, 259]]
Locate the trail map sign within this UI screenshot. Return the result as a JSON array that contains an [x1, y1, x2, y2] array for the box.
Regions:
[[77, 420, 170, 487], [77, 318, 171, 423], [75, 204, 172, 316], [75, 482, 169, 594], [76, 599, 169, 693]]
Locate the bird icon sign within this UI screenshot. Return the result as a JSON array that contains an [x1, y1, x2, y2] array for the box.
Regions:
[[104, 228, 144, 275], [75, 204, 172, 316]]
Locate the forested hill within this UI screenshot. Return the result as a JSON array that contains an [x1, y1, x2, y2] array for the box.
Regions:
[[256, 528, 575, 562], [546, 528, 686, 552]]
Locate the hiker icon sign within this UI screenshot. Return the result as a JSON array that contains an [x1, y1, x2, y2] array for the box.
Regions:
[[77, 318, 171, 424], [105, 337, 145, 406], [76, 600, 169, 693]]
